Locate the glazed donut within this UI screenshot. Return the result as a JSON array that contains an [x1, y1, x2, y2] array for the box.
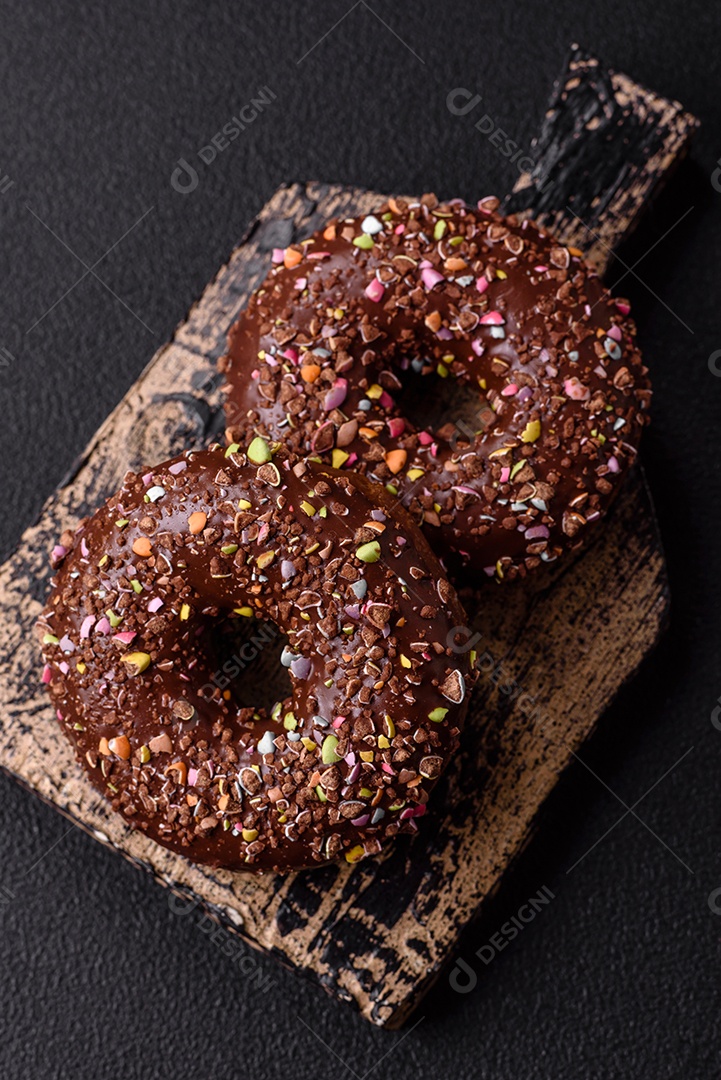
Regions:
[[38, 443, 471, 872], [222, 194, 651, 579]]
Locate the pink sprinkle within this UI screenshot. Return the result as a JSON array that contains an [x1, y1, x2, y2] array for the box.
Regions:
[[419, 259, 432, 269], [142, 472, 153, 486], [480, 310, 504, 325], [294, 277, 307, 290], [615, 300, 631, 316], [307, 250, 331, 259], [517, 386, 532, 402], [501, 383, 518, 397], [113, 631, 136, 644], [351, 814, 370, 827], [525, 525, 550, 540], [471, 338, 485, 357], [394, 224, 405, 234], [344, 752, 356, 766], [418, 431, 434, 446], [41, 665, 52, 684], [500, 467, 511, 483], [396, 536, 407, 545], [607, 324, 623, 342], [323, 378, 348, 411], [80, 615, 95, 640], [332, 716, 346, 729], [51, 544, 67, 562], [58, 661, 69, 675], [281, 347, 299, 363], [251, 369, 259, 379], [476, 276, 489, 294], [147, 597, 163, 613], [378, 391, 394, 410], [272, 248, 285, 264], [381, 762, 395, 775], [81, 538, 89, 558], [564, 377, 590, 401], [168, 461, 187, 475], [346, 452, 358, 466], [422, 267, 445, 290], [95, 617, 112, 636], [534, 265, 548, 273], [387, 417, 405, 438], [607, 455, 620, 473], [187, 768, 199, 787], [364, 278, 385, 303]]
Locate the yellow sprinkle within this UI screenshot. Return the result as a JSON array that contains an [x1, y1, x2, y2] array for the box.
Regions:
[[242, 828, 258, 842], [366, 384, 383, 400], [301, 737, 316, 752], [378, 735, 390, 749], [359, 750, 374, 763], [383, 715, 396, 738], [300, 500, 316, 516], [180, 603, 191, 621], [496, 269, 507, 279], [256, 550, 276, 570], [407, 468, 424, 481], [76, 662, 86, 674], [400, 654, 411, 669], [345, 845, 365, 864], [521, 419, 541, 443], [332, 449, 349, 469], [238, 499, 252, 510], [234, 606, 254, 617]]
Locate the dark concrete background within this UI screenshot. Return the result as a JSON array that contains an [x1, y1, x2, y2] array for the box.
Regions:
[[1, 2, 720, 1077]]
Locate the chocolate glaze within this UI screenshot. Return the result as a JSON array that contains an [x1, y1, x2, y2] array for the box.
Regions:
[[38, 445, 471, 872], [222, 194, 651, 580]]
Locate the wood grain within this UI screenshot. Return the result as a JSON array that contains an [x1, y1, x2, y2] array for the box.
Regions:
[[0, 43, 696, 1027], [504, 44, 700, 272]]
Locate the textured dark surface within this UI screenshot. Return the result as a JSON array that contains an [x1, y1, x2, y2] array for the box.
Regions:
[[0, 2, 720, 1078]]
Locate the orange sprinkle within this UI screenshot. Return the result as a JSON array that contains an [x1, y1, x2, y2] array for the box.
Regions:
[[132, 537, 152, 558], [283, 247, 302, 269], [300, 363, 321, 383], [188, 511, 207, 535], [98, 737, 111, 757], [323, 224, 337, 241], [165, 761, 188, 785], [444, 257, 467, 272], [424, 311, 442, 332], [359, 426, 378, 439], [108, 735, 131, 760], [385, 449, 407, 474]]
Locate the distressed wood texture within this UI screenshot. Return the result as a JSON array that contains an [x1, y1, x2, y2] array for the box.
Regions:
[[503, 44, 700, 272], [0, 44, 699, 1028]]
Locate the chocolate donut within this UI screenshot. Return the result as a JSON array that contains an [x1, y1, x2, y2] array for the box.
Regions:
[[38, 443, 471, 872], [222, 194, 651, 579]]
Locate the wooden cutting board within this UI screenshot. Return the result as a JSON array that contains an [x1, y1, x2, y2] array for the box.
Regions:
[[0, 46, 696, 1027]]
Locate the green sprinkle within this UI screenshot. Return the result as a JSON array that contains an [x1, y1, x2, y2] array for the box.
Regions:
[[42, 633, 59, 645], [106, 609, 123, 629], [433, 220, 447, 240], [248, 436, 272, 464], [131, 579, 143, 594], [221, 543, 239, 555], [429, 707, 449, 723], [449, 235, 464, 246], [115, 518, 129, 529], [315, 785, 328, 803], [352, 233, 374, 249], [356, 540, 381, 563], [321, 734, 341, 764], [283, 711, 297, 731], [225, 442, 240, 457], [510, 459, 526, 480]]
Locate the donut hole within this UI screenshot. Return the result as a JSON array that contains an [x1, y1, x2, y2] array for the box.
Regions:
[[398, 368, 488, 446], [210, 616, 292, 714]]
